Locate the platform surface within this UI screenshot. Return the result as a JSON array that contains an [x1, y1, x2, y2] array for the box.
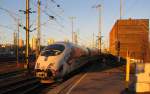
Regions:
[[64, 67, 134, 94], [47, 64, 135, 94]]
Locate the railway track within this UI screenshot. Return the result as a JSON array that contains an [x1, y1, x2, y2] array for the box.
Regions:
[[0, 59, 41, 94], [0, 61, 16, 65], [0, 67, 41, 94], [0, 61, 35, 75], [0, 69, 27, 79], [0, 64, 93, 94], [0, 76, 41, 94], [0, 61, 17, 69]]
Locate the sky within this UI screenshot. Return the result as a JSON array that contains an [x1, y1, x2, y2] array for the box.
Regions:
[[0, 0, 150, 47]]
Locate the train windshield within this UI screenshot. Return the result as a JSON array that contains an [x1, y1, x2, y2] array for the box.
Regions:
[[41, 44, 65, 56]]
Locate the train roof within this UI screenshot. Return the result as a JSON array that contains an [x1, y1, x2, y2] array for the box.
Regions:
[[47, 41, 73, 49], [50, 41, 87, 49]]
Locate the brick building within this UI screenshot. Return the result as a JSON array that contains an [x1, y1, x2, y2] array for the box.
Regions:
[[109, 19, 149, 62], [146, 43, 150, 62]]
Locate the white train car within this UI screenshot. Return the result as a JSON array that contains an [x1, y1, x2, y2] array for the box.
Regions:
[[35, 41, 92, 83]]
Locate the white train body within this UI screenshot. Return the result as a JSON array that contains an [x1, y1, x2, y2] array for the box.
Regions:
[[35, 42, 96, 82]]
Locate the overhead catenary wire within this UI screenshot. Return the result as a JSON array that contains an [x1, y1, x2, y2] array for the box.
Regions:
[[0, 24, 17, 31], [40, 0, 71, 34], [0, 7, 18, 22], [34, 0, 92, 45], [0, 1, 97, 47], [30, 0, 65, 31], [0, 6, 24, 49], [0, 0, 89, 45]]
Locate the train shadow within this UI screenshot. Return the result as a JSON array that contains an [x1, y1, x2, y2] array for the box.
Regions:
[[82, 54, 125, 73], [63, 54, 125, 82]]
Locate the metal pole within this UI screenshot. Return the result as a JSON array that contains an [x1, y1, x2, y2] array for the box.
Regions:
[[17, 19, 19, 66], [69, 17, 76, 43], [120, 0, 122, 19], [25, 0, 29, 69], [98, 32, 101, 53], [36, 0, 41, 59], [74, 32, 78, 44], [72, 18, 73, 43], [93, 32, 94, 48], [14, 32, 17, 60], [98, 4, 102, 54], [71, 17, 74, 43]]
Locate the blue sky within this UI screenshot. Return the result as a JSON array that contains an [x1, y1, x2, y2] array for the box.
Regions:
[[0, 0, 150, 47]]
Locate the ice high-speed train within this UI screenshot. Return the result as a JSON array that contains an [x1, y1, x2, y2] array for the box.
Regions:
[[35, 42, 98, 83]]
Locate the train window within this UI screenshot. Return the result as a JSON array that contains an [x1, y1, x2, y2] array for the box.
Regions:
[[41, 44, 65, 56]]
